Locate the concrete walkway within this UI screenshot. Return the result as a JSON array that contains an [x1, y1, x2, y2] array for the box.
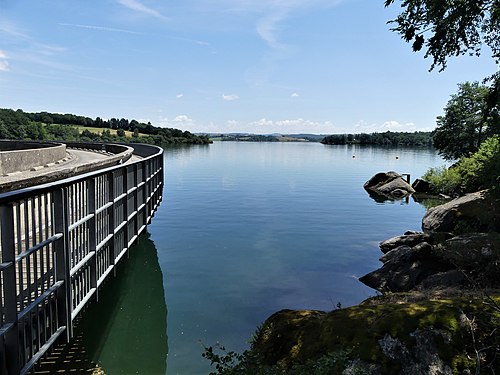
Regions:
[[0, 148, 141, 193]]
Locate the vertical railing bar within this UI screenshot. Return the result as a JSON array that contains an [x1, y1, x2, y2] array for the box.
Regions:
[[44, 194, 50, 294], [35, 303, 40, 357], [88, 177, 97, 301], [108, 172, 116, 275], [23, 201, 32, 308], [31, 197, 39, 312], [142, 160, 147, 228], [123, 167, 129, 255], [133, 163, 138, 238], [1, 203, 21, 374], [75, 224, 79, 268], [16, 203, 24, 309], [53, 187, 71, 340], [37, 195, 44, 296]]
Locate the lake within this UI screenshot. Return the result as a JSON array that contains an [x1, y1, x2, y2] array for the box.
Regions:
[[74, 141, 445, 374]]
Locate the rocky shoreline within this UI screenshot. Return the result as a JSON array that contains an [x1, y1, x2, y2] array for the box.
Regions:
[[242, 173, 500, 374]]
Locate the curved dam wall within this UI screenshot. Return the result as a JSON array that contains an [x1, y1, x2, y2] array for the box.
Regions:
[[0, 140, 66, 175]]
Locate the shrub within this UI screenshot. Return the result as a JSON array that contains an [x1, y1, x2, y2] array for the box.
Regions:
[[422, 166, 462, 196], [423, 135, 500, 196], [455, 135, 500, 194]]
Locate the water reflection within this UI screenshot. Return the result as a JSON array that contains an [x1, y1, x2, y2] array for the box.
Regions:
[[72, 233, 168, 374], [34, 233, 168, 374]]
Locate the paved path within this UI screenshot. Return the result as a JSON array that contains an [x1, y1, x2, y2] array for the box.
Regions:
[[0, 148, 141, 193]]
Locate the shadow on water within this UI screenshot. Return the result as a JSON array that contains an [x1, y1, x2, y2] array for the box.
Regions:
[[35, 232, 168, 375]]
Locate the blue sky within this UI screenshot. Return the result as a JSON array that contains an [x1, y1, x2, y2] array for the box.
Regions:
[[0, 0, 497, 134]]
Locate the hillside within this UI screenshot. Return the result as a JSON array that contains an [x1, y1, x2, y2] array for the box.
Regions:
[[0, 108, 211, 146]]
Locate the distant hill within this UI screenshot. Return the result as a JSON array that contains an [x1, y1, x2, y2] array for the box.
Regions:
[[0, 108, 212, 145], [321, 131, 434, 147], [206, 132, 434, 146], [207, 133, 326, 142]]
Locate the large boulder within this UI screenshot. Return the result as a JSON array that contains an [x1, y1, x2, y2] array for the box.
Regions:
[[411, 178, 434, 194], [248, 295, 500, 374], [364, 172, 415, 201], [422, 191, 500, 233], [379, 231, 431, 253], [361, 230, 500, 293], [359, 242, 453, 292], [435, 232, 500, 288]]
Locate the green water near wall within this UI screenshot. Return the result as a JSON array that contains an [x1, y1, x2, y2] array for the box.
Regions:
[[77, 233, 168, 374]]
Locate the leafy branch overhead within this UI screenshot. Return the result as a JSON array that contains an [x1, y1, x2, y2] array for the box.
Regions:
[[384, 0, 500, 71]]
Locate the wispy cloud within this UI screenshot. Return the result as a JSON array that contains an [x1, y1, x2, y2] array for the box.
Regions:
[[218, 118, 336, 134], [58, 23, 143, 35], [0, 50, 9, 71], [354, 120, 430, 133], [0, 18, 68, 73], [222, 94, 240, 101], [257, 10, 288, 49], [157, 114, 196, 129], [0, 21, 64, 57], [248, 0, 344, 48], [382, 120, 416, 131], [176, 94, 184, 99], [291, 92, 299, 97], [117, 0, 168, 20]]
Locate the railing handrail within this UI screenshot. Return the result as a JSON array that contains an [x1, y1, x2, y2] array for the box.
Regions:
[[0, 143, 163, 203], [0, 141, 164, 375]]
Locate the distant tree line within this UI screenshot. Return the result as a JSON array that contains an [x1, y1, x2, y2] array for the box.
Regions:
[[321, 131, 434, 146], [214, 134, 280, 142], [0, 108, 211, 145]]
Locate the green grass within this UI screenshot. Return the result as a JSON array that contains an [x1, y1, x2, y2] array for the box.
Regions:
[[72, 125, 145, 138]]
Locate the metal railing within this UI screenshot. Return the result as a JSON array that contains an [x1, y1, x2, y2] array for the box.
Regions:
[[0, 143, 164, 374]]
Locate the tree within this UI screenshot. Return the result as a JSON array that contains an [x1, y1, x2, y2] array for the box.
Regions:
[[433, 81, 495, 160], [384, 0, 500, 71]]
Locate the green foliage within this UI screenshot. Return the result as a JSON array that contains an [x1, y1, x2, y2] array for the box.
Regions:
[[384, 0, 499, 71], [455, 134, 500, 193], [0, 108, 211, 145], [433, 81, 497, 160], [424, 135, 500, 195], [213, 134, 280, 142], [202, 344, 354, 375], [423, 135, 500, 195], [202, 344, 250, 375], [422, 165, 462, 195], [321, 131, 433, 146]]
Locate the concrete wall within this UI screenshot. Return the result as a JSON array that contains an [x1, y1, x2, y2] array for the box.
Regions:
[[0, 141, 66, 175]]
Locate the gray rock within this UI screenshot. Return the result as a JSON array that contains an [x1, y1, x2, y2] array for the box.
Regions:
[[379, 232, 430, 253], [380, 245, 412, 263], [422, 191, 499, 233], [437, 233, 500, 289], [360, 242, 451, 292], [419, 270, 466, 290], [342, 359, 381, 375], [364, 171, 415, 200], [380, 242, 432, 263], [378, 329, 453, 375], [412, 178, 434, 194]]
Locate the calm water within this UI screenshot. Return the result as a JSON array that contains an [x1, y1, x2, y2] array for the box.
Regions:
[[77, 142, 445, 374]]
